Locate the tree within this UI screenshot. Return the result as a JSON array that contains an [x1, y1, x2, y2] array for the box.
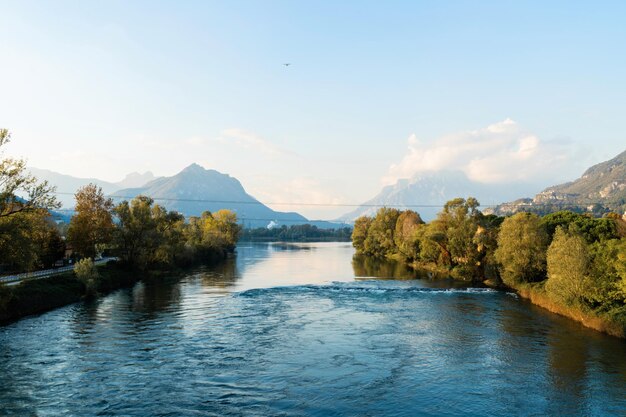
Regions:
[[67, 184, 114, 258], [113, 196, 160, 269], [209, 209, 241, 251], [415, 197, 483, 279], [545, 227, 591, 305], [586, 238, 626, 306], [363, 208, 401, 258], [152, 204, 186, 266], [0, 129, 59, 218], [0, 129, 61, 271], [394, 210, 424, 261], [186, 210, 241, 259], [74, 257, 100, 298], [352, 216, 372, 254], [495, 212, 549, 286], [0, 210, 63, 271], [541, 211, 617, 243]]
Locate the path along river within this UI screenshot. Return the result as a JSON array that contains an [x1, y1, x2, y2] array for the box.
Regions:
[[1, 242, 625, 416]]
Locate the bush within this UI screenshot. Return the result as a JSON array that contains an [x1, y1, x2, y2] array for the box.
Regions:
[[74, 258, 100, 297]]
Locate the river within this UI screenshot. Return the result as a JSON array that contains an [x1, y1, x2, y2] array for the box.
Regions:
[[1, 242, 625, 416]]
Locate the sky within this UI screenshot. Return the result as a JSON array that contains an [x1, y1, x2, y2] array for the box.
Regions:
[[1, 0, 625, 219]]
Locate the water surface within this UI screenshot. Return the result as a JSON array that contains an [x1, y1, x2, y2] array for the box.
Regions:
[[1, 242, 625, 416]]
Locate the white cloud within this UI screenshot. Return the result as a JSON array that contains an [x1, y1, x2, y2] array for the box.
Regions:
[[383, 119, 584, 186]]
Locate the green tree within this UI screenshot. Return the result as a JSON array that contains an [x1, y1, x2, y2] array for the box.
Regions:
[[495, 212, 549, 286], [113, 196, 160, 269], [545, 227, 591, 305], [394, 210, 424, 261], [152, 205, 186, 266], [351, 216, 372, 254], [363, 208, 401, 258], [74, 257, 100, 298], [416, 197, 483, 279], [67, 184, 114, 258], [0, 210, 63, 272], [587, 238, 626, 306], [541, 211, 617, 243]]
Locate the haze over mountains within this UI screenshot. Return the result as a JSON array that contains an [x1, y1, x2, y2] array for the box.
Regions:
[[340, 148, 626, 222], [340, 170, 543, 222], [31, 147, 626, 227]]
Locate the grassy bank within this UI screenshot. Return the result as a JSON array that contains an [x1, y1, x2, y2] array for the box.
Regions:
[[514, 283, 626, 339]]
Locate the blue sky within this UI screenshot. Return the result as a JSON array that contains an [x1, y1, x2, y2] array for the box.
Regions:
[[1, 1, 625, 219]]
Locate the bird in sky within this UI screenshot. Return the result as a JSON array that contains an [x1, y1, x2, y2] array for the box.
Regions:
[[283, 63, 291, 67]]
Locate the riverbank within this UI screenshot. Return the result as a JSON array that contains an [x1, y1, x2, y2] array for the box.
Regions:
[[0, 262, 134, 325], [0, 254, 231, 326], [514, 283, 626, 339], [405, 263, 626, 339]]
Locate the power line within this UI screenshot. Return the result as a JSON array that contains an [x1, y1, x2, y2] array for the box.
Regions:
[[51, 191, 460, 208], [50, 191, 622, 209]]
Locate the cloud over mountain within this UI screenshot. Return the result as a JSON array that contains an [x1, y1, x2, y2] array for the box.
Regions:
[[382, 119, 583, 186]]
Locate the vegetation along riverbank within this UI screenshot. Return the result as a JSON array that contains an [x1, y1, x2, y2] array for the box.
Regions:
[[352, 198, 626, 338], [0, 129, 241, 324]]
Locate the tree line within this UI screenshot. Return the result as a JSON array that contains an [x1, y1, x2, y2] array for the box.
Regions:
[[352, 197, 626, 323], [0, 129, 241, 275], [240, 224, 352, 242]]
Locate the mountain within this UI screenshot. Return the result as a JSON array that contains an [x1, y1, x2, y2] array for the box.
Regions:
[[28, 167, 158, 208], [28, 167, 121, 208], [340, 170, 534, 222], [112, 163, 311, 228], [488, 149, 626, 217], [116, 171, 157, 189]]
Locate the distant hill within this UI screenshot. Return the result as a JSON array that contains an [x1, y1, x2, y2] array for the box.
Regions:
[[28, 167, 121, 208], [115, 171, 158, 189], [339, 170, 534, 222], [112, 163, 314, 228], [28, 167, 158, 208], [487, 149, 626, 217]]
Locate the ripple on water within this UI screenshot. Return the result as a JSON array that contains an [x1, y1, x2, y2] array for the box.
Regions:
[[1, 244, 626, 416]]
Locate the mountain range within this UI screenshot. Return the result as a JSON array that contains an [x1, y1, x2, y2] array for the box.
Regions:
[[111, 163, 313, 228], [31, 164, 338, 228], [486, 149, 626, 217], [339, 170, 540, 222], [31, 147, 626, 228], [28, 167, 158, 208]]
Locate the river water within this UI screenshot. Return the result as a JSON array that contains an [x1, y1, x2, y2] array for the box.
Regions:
[[1, 242, 625, 416]]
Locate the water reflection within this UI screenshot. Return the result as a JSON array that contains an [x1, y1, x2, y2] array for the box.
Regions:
[[352, 254, 419, 280]]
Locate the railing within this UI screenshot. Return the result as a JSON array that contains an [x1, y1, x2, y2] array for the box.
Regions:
[[0, 258, 115, 286]]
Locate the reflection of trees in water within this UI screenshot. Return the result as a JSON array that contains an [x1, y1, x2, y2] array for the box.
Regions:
[[545, 327, 587, 414], [198, 256, 240, 289], [131, 279, 182, 315], [545, 322, 626, 414], [352, 254, 423, 280], [497, 301, 626, 414], [268, 242, 314, 251]]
